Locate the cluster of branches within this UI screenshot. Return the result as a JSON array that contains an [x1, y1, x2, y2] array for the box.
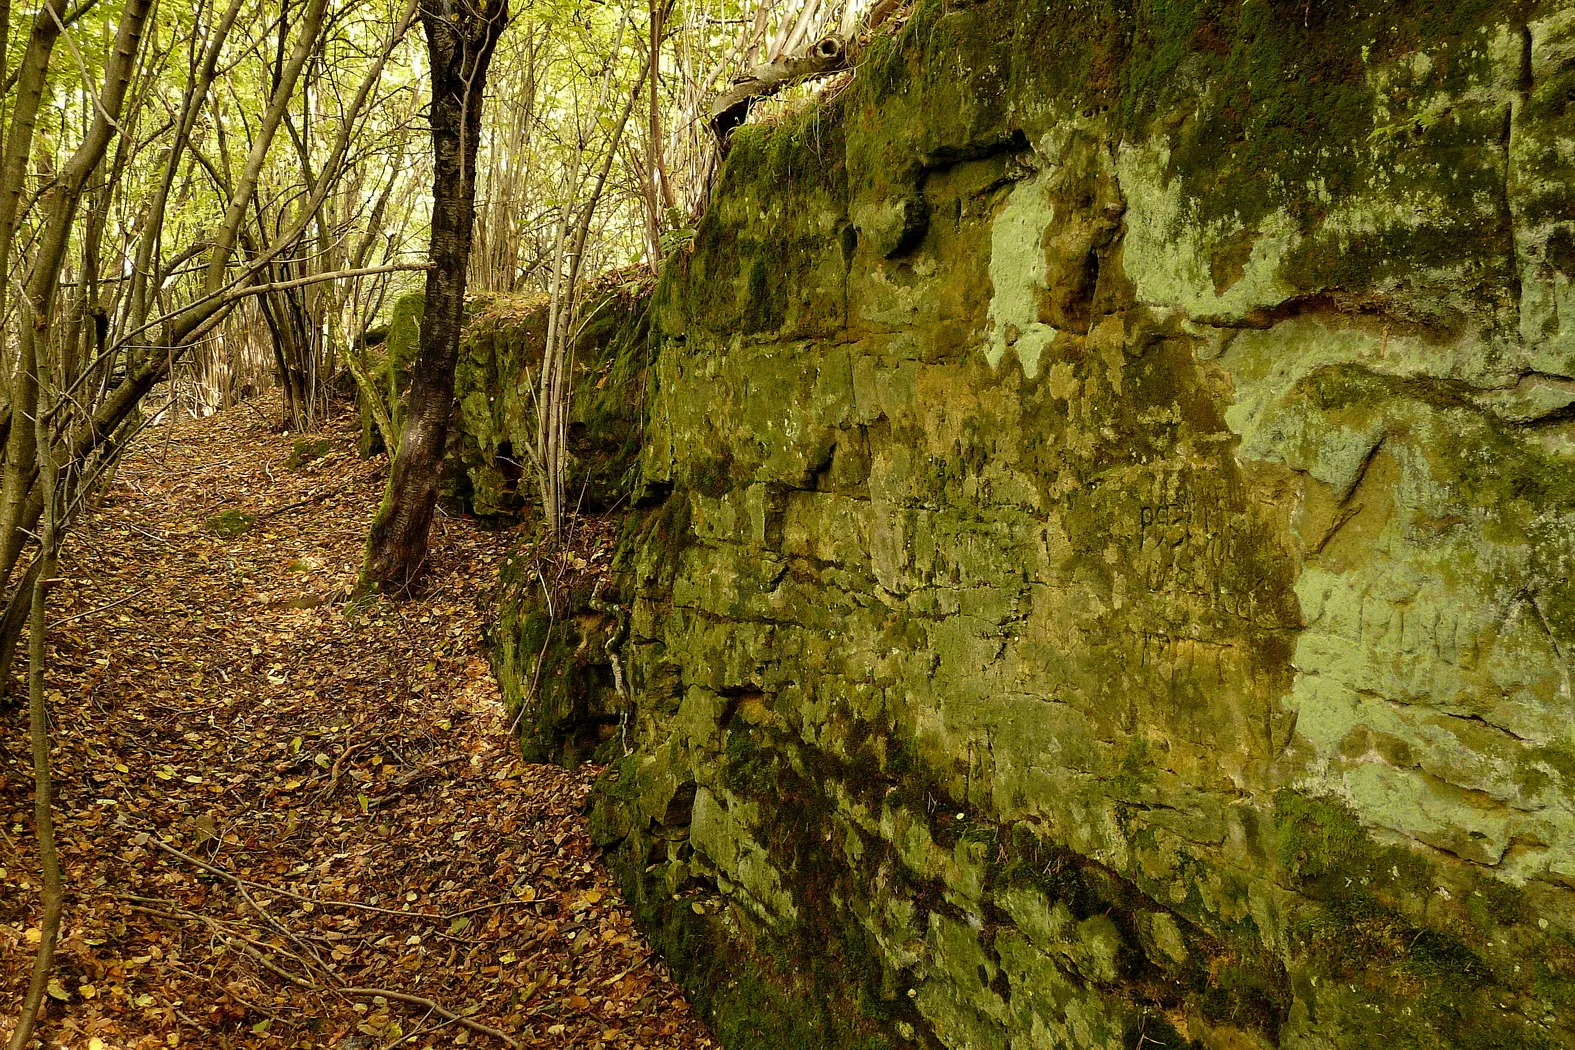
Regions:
[[0, 0, 432, 1039], [1, 0, 898, 1036]]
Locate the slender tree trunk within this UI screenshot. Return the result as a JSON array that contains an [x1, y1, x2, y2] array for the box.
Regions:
[[536, 50, 649, 539], [0, 0, 10, 100], [360, 0, 508, 596], [0, 0, 154, 600], [0, 0, 66, 351], [8, 512, 60, 1050], [200, 0, 330, 294], [124, 0, 246, 336], [0, 557, 44, 703], [650, 0, 677, 213], [8, 304, 62, 1050]]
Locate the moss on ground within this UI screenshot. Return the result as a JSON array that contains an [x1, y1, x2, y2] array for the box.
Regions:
[[285, 437, 330, 472], [204, 508, 255, 538]]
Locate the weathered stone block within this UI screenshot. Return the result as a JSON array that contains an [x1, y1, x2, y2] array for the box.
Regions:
[[489, 1, 1575, 1047]]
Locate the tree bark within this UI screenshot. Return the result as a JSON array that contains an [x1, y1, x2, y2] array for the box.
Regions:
[[0, 0, 67, 377], [7, 248, 64, 1050], [360, 0, 508, 597], [7, 497, 61, 1050]]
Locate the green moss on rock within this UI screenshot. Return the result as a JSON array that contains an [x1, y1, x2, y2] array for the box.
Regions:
[[477, 1, 1575, 1047]]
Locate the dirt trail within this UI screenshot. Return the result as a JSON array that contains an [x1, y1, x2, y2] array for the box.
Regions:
[[1, 407, 712, 1050]]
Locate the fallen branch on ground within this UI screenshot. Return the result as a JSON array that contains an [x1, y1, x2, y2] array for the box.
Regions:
[[709, 34, 846, 137], [146, 833, 551, 921], [53, 584, 154, 626], [339, 988, 517, 1047], [225, 933, 518, 1046], [128, 901, 518, 1047], [706, 0, 907, 138], [250, 481, 355, 523]]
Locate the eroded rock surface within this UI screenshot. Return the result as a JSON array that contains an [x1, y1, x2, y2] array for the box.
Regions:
[[494, 2, 1575, 1046]]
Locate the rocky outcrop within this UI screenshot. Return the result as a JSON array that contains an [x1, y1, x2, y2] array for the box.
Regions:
[[449, 290, 651, 518], [364, 287, 651, 516], [495, 1, 1575, 1047]]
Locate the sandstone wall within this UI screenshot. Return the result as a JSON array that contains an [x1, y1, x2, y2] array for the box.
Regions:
[[357, 290, 649, 516], [505, 2, 1575, 1046], [448, 290, 651, 518]]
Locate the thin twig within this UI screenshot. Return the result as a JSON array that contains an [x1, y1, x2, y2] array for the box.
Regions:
[[320, 728, 363, 798], [146, 834, 517, 920], [53, 583, 153, 626], [214, 926, 518, 1047], [251, 482, 355, 523], [127, 903, 329, 982], [170, 963, 284, 1023], [339, 988, 517, 1047], [224, 933, 316, 988]]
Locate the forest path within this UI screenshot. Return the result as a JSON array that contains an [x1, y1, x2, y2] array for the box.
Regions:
[[1, 406, 712, 1050]]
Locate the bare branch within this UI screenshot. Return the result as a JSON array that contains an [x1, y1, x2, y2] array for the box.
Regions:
[[708, 32, 846, 138]]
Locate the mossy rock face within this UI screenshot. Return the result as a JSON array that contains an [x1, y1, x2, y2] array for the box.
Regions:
[[353, 285, 653, 517], [486, 1, 1575, 1048], [489, 530, 631, 767], [357, 291, 424, 458], [285, 437, 330, 472], [449, 287, 652, 519]]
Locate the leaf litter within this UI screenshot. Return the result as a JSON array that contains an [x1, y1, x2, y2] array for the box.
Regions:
[[1, 406, 714, 1050]]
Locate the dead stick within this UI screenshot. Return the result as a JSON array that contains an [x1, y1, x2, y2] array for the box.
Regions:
[[317, 729, 363, 800], [234, 872, 341, 978], [148, 835, 460, 919], [53, 583, 154, 626], [340, 989, 518, 1047], [224, 935, 316, 988], [227, 934, 519, 1047], [251, 480, 354, 523], [222, 928, 517, 1047], [170, 963, 284, 1023], [129, 904, 329, 982]]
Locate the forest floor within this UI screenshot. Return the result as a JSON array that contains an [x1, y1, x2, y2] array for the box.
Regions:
[[0, 405, 713, 1050]]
